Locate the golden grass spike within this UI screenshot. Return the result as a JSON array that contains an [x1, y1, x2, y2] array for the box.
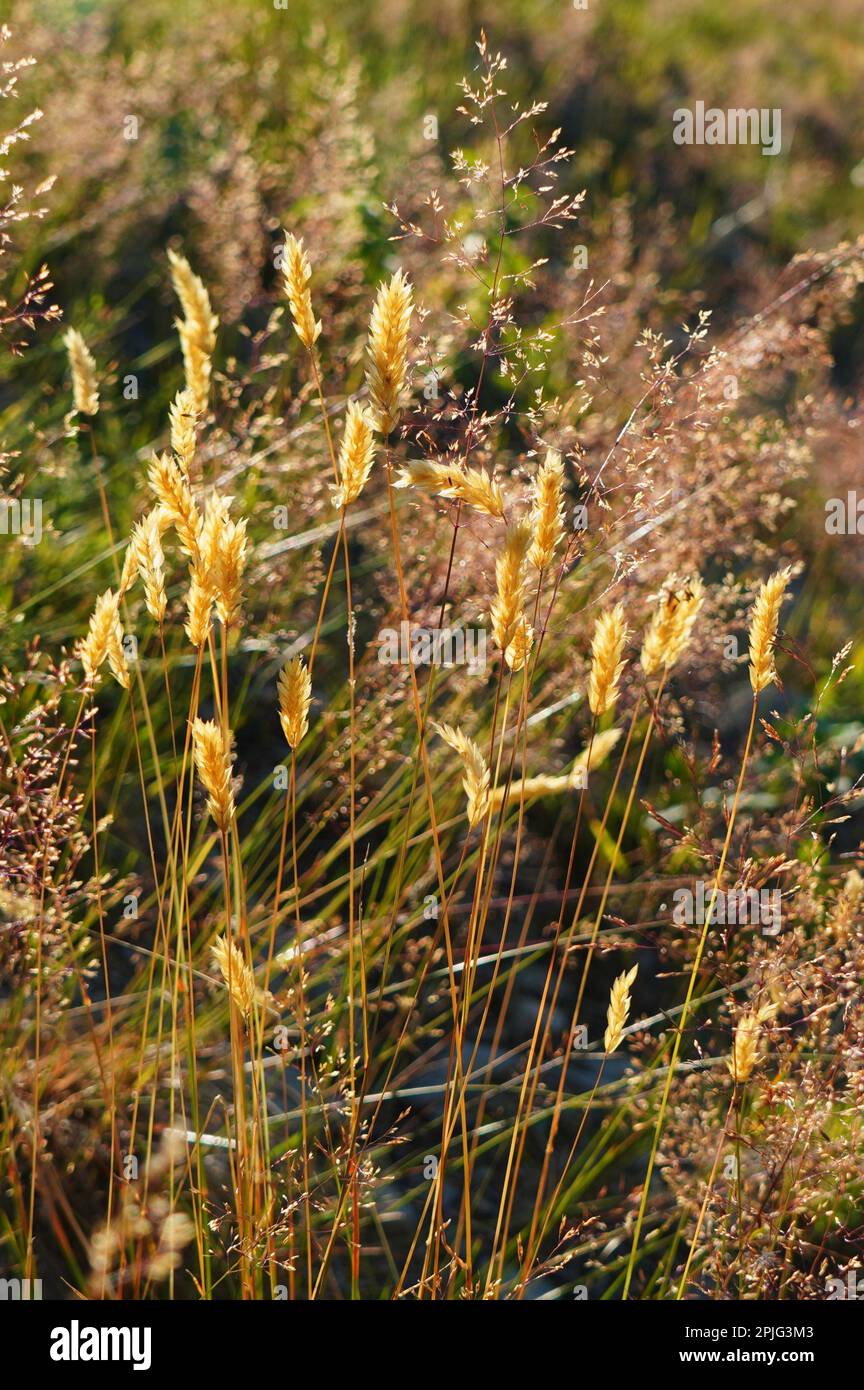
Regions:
[[728, 1010, 762, 1083], [63, 327, 99, 416], [184, 564, 213, 649], [168, 248, 217, 414], [191, 717, 235, 831], [570, 725, 622, 780], [282, 233, 321, 351], [169, 388, 197, 477], [79, 588, 122, 685], [504, 613, 533, 671], [147, 452, 201, 560], [588, 603, 629, 716], [489, 727, 622, 813], [431, 721, 490, 828], [133, 509, 167, 625], [491, 521, 531, 655], [604, 964, 638, 1054], [119, 537, 139, 597], [277, 655, 312, 749], [528, 449, 565, 570], [366, 268, 412, 435], [394, 459, 505, 518], [211, 934, 255, 1017], [640, 574, 704, 677], [331, 401, 376, 509], [748, 567, 792, 693], [210, 504, 248, 628]]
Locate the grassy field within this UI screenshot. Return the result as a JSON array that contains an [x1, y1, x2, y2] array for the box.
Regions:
[[1, 0, 863, 1301]]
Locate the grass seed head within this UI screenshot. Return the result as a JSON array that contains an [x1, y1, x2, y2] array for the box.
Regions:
[[278, 655, 312, 749], [432, 721, 490, 827], [63, 327, 99, 416], [282, 233, 321, 351], [588, 602, 629, 716], [641, 573, 704, 677], [191, 717, 235, 831], [211, 933, 255, 1017], [604, 964, 638, 1053], [528, 449, 565, 570], [331, 401, 376, 509], [366, 268, 412, 435], [748, 567, 792, 693]]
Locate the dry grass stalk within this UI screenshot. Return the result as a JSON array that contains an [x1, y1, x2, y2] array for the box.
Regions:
[[748, 567, 792, 693], [331, 401, 376, 508], [366, 269, 412, 434], [79, 589, 128, 688], [587, 603, 628, 716], [184, 565, 214, 649], [191, 717, 235, 831], [133, 509, 167, 625], [63, 327, 99, 417], [641, 574, 705, 676], [209, 500, 248, 627], [211, 934, 255, 1017], [277, 655, 312, 749], [395, 459, 505, 518], [282, 234, 321, 351], [489, 726, 622, 810], [504, 613, 534, 672], [147, 452, 202, 560], [169, 388, 197, 477], [432, 721, 490, 827], [728, 1009, 765, 1084], [604, 964, 638, 1054], [528, 449, 565, 570], [168, 248, 218, 415], [491, 522, 532, 656]]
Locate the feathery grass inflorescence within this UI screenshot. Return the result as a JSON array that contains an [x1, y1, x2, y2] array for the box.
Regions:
[[366, 269, 412, 435], [184, 564, 214, 649], [491, 522, 532, 660], [169, 388, 197, 477], [641, 574, 705, 677], [728, 1009, 764, 1084], [489, 727, 622, 810], [63, 327, 99, 416], [277, 656, 312, 749], [119, 538, 139, 598], [168, 249, 217, 415], [395, 459, 505, 518], [79, 589, 128, 688], [211, 934, 255, 1018], [133, 510, 167, 625], [191, 717, 235, 831], [148, 452, 201, 560], [505, 613, 534, 672], [587, 603, 629, 716], [748, 567, 792, 693], [282, 234, 321, 351], [331, 401, 376, 509], [432, 721, 490, 828], [208, 498, 247, 628], [528, 449, 565, 570], [604, 964, 638, 1054]]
